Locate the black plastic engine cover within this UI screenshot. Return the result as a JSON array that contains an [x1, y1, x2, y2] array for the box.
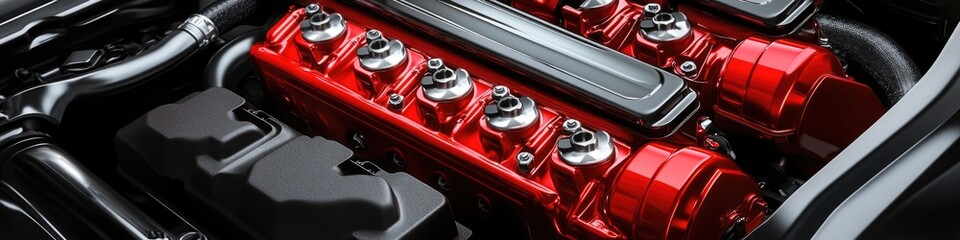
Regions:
[[686, 0, 815, 34], [115, 88, 459, 239]]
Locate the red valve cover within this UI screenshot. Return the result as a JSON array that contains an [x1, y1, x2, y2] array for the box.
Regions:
[[511, 0, 886, 174], [247, 1, 879, 239]]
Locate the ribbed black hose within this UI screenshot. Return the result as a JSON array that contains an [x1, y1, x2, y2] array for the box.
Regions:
[[200, 0, 258, 32], [817, 14, 921, 105], [204, 29, 264, 89]]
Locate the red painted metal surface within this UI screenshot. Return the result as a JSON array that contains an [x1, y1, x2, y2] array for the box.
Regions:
[[510, 0, 885, 173], [251, 2, 765, 239]]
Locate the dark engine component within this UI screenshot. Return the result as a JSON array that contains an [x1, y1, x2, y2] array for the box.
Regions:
[[0, 0, 176, 85], [688, 0, 815, 33], [116, 88, 461, 239], [816, 14, 921, 104]]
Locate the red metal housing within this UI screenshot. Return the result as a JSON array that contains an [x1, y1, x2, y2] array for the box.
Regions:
[[510, 0, 886, 173], [252, 2, 765, 239]]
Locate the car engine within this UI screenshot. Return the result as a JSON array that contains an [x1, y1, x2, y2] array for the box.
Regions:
[[0, 0, 954, 239]]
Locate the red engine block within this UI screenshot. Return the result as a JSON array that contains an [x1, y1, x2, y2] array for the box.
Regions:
[[251, 1, 880, 239], [511, 0, 885, 174]]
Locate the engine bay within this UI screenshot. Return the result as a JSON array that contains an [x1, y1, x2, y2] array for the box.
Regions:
[[0, 0, 956, 239]]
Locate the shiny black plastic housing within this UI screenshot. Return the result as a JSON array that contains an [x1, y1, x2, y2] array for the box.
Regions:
[[690, 0, 815, 34], [116, 88, 460, 239]]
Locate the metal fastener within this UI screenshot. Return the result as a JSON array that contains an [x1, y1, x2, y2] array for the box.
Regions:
[[562, 119, 582, 134], [491, 85, 511, 101], [305, 4, 321, 16], [516, 151, 534, 174], [300, 11, 346, 43], [484, 95, 540, 131], [643, 3, 661, 18], [679, 61, 697, 76], [365, 29, 382, 43], [436, 175, 451, 191], [421, 67, 474, 102], [426, 58, 445, 73], [350, 133, 366, 150], [387, 151, 405, 167], [819, 37, 831, 48], [476, 197, 491, 214], [639, 11, 692, 42], [388, 93, 404, 109], [357, 30, 408, 71], [558, 130, 615, 166]]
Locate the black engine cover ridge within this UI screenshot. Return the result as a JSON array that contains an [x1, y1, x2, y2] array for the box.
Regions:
[[115, 88, 459, 239]]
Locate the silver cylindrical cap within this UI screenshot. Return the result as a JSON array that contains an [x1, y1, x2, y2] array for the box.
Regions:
[[300, 12, 347, 43], [558, 130, 614, 166], [357, 33, 408, 71]]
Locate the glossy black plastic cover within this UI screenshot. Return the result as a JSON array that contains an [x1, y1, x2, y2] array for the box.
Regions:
[[350, 0, 698, 136], [691, 0, 814, 33], [115, 88, 459, 239]]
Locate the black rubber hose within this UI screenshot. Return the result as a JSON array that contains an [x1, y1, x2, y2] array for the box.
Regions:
[[204, 28, 264, 89], [199, 0, 258, 32], [816, 14, 921, 105]]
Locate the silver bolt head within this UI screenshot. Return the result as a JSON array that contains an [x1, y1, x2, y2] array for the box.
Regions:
[[300, 12, 346, 43], [644, 3, 661, 18], [562, 119, 582, 134], [427, 58, 445, 73], [388, 93, 404, 109], [652, 13, 678, 31], [358, 38, 408, 71], [516, 152, 534, 174], [491, 85, 511, 100], [365, 29, 383, 43], [680, 61, 697, 73], [570, 130, 599, 152], [305, 4, 321, 16]]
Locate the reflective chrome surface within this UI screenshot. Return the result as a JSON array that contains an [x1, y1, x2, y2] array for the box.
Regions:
[[558, 130, 615, 166], [485, 96, 540, 131], [422, 68, 474, 102]]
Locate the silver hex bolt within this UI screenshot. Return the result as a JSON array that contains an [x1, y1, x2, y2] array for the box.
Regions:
[[305, 4, 321, 16], [491, 85, 511, 101], [365, 29, 383, 43], [643, 3, 661, 18], [557, 129, 615, 166], [563, 119, 582, 134], [679, 61, 697, 76], [427, 58, 445, 73], [639, 10, 692, 42], [388, 93, 404, 109], [516, 152, 534, 174]]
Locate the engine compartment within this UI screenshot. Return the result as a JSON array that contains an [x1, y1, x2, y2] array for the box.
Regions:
[[0, 0, 954, 239]]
